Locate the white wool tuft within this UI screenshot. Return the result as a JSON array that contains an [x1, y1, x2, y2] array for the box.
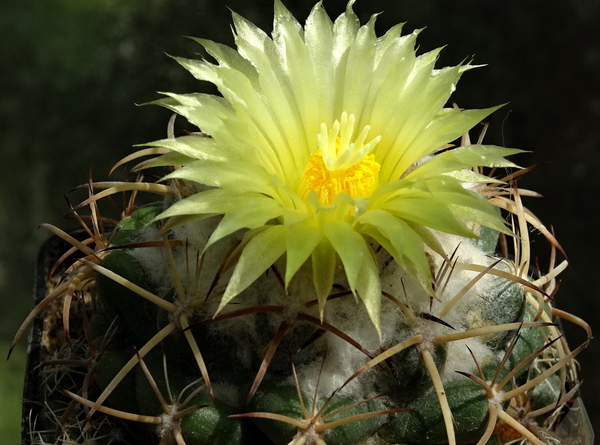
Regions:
[[212, 382, 244, 408], [125, 225, 173, 296], [442, 336, 494, 382]]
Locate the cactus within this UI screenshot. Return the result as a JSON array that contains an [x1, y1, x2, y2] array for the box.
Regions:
[[13, 1, 593, 445]]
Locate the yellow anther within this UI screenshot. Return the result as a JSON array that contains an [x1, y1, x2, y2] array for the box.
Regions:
[[298, 150, 380, 205]]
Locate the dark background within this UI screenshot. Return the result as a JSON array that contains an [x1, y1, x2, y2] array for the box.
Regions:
[[1, 0, 598, 440]]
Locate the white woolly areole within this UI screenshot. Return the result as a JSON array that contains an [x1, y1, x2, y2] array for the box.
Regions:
[[126, 225, 174, 297], [157, 405, 181, 440]]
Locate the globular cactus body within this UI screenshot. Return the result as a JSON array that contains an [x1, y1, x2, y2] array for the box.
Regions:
[[80, 205, 584, 445]]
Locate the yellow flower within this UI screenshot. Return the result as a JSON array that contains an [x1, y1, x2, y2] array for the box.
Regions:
[[146, 0, 521, 331]]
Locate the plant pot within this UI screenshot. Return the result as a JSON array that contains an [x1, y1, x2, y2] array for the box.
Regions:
[[21, 228, 123, 445]]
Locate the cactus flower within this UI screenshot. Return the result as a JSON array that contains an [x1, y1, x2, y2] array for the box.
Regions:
[[148, 0, 521, 331]]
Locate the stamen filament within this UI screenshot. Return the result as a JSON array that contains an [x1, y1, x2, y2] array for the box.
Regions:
[[299, 112, 382, 205]]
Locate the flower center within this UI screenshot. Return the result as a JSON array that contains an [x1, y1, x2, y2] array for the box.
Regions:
[[298, 112, 381, 205]]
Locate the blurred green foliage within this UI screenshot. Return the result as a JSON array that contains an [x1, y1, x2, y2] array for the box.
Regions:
[[0, 342, 25, 443], [2, 0, 599, 441]]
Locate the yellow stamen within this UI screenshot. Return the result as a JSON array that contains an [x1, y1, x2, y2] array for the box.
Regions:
[[299, 150, 380, 205]]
